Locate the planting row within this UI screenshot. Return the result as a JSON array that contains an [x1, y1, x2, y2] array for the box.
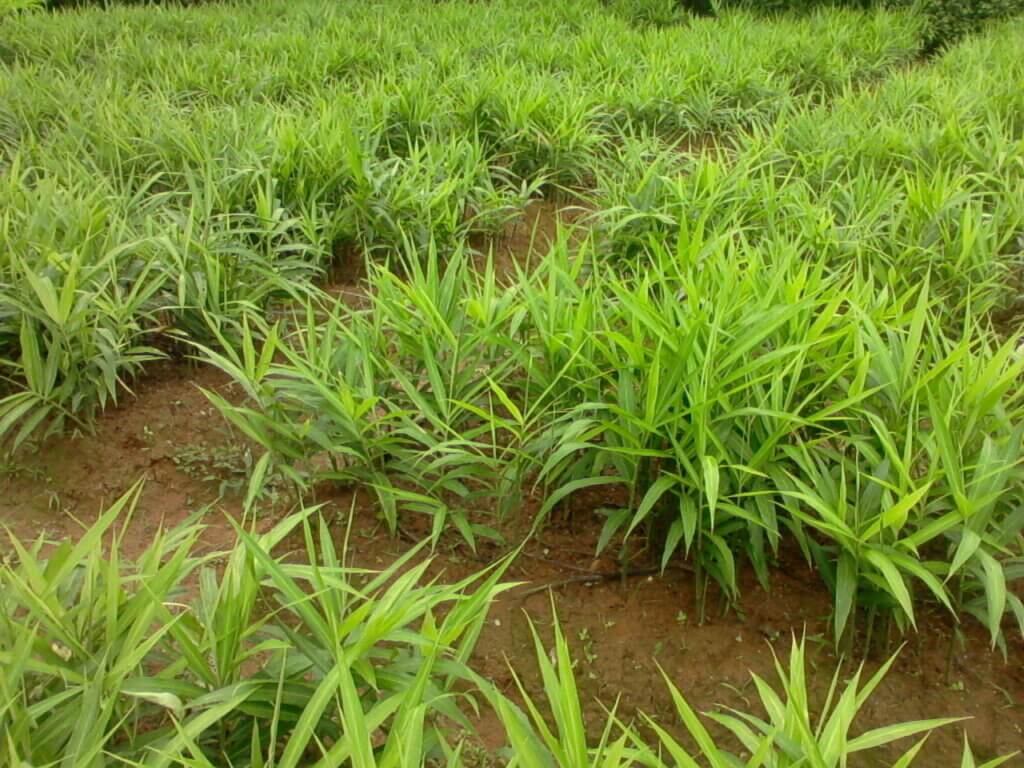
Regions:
[[0, 0, 926, 440], [1, 488, 1010, 765], [1, 4, 1022, 655], [197, 20, 1024, 650]]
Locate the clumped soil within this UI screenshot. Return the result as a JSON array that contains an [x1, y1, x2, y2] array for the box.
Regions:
[[2, 362, 1022, 766]]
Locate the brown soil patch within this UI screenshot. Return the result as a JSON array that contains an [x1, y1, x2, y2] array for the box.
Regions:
[[470, 197, 593, 281], [0, 361, 250, 557]]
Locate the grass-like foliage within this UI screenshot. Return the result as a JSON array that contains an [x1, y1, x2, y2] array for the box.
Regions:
[[481, 612, 1014, 767], [3, 493, 1016, 765], [0, 0, 925, 447], [0, 0, 1023, 748], [0, 484, 513, 765]]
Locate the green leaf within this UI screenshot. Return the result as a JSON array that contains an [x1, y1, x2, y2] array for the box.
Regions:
[[662, 517, 685, 572], [863, 549, 915, 627], [597, 507, 631, 555], [977, 550, 1006, 648], [848, 717, 964, 753], [702, 455, 720, 526], [834, 551, 857, 645], [538, 476, 624, 522], [244, 451, 274, 513], [948, 529, 982, 580], [626, 474, 677, 537]]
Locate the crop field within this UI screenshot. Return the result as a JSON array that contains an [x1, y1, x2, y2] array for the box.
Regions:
[[1, 0, 1024, 765]]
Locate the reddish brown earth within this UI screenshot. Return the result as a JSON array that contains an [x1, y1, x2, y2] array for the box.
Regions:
[[2, 361, 1022, 766], [469, 196, 592, 281], [0, 361, 248, 557]]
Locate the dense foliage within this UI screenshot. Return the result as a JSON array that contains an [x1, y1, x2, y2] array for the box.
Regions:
[[14, 0, 1024, 50], [622, 0, 1024, 48], [4, 489, 1005, 765], [2, 0, 1024, 761], [913, 0, 1024, 48], [2, 0, 1022, 650], [1, 1, 1023, 763]]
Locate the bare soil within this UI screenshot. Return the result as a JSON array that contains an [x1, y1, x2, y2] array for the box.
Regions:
[[0, 361, 248, 557], [469, 196, 593, 281]]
